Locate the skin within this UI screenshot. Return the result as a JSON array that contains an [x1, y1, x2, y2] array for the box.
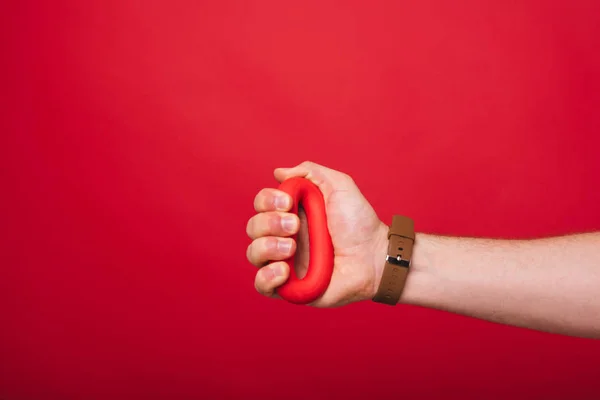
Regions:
[[245, 161, 600, 339]]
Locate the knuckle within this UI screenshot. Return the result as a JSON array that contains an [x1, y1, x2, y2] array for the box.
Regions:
[[268, 213, 282, 232], [261, 187, 274, 200], [247, 241, 260, 264], [334, 171, 354, 186], [250, 214, 267, 237], [247, 212, 295, 242], [263, 236, 277, 252], [257, 238, 269, 261], [256, 188, 278, 211], [247, 237, 276, 266], [253, 189, 267, 210]]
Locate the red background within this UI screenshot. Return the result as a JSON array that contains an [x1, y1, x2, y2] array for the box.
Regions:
[[2, 1, 600, 399]]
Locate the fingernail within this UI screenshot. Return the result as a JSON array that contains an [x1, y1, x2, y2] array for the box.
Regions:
[[281, 216, 296, 233], [274, 196, 290, 210], [277, 239, 292, 255]]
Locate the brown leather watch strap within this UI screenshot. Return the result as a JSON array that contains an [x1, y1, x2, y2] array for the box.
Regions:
[[372, 215, 415, 305]]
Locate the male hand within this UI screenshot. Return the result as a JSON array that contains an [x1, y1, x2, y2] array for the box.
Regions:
[[245, 161, 388, 307]]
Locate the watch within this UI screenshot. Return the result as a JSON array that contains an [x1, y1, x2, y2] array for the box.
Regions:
[[372, 215, 415, 305]]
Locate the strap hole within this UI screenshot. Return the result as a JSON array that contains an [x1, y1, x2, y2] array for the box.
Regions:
[[398, 247, 403, 251]]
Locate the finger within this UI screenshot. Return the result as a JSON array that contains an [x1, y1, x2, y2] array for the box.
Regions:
[[246, 211, 299, 240], [246, 236, 296, 267], [253, 188, 293, 212], [274, 160, 341, 197], [274, 160, 321, 183], [255, 261, 290, 298]]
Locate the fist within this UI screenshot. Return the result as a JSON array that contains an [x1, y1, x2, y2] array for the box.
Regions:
[[246, 161, 388, 308]]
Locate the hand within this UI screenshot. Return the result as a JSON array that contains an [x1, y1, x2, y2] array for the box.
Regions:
[[245, 161, 389, 307]]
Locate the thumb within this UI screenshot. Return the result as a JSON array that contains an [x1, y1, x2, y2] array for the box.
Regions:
[[274, 161, 352, 198]]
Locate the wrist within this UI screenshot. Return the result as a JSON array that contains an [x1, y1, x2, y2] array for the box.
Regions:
[[397, 232, 436, 306], [370, 221, 392, 300], [370, 223, 432, 305]]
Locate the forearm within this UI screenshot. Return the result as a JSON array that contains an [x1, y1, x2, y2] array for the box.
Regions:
[[398, 231, 600, 338]]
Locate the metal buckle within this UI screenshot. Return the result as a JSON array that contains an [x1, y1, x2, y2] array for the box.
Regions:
[[386, 254, 409, 268]]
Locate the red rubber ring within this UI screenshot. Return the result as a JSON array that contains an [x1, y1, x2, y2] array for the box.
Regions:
[[276, 177, 334, 304]]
